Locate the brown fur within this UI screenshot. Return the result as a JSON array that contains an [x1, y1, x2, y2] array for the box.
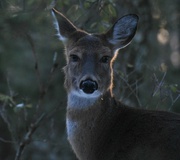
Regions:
[[51, 8, 180, 160], [67, 93, 180, 160]]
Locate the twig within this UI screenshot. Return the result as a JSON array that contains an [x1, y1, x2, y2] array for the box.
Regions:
[[14, 102, 63, 160], [0, 102, 17, 145], [145, 73, 166, 109], [6, 72, 14, 97], [25, 33, 44, 100], [26, 34, 59, 111], [119, 75, 143, 107], [152, 72, 167, 97], [14, 113, 46, 160], [169, 93, 180, 111], [0, 137, 16, 144], [43, 52, 59, 96]]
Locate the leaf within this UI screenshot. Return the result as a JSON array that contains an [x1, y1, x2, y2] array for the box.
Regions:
[[0, 93, 15, 106], [170, 84, 178, 93], [127, 63, 134, 68], [90, 22, 97, 29], [25, 104, 33, 108], [108, 4, 117, 17], [160, 62, 168, 72]]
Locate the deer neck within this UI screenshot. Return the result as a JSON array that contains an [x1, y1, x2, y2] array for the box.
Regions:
[[66, 90, 102, 136], [66, 90, 117, 158]]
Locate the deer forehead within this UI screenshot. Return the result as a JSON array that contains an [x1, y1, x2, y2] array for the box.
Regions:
[[66, 34, 112, 58]]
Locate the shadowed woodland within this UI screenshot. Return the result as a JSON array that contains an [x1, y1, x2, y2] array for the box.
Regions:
[[0, 0, 179, 159]]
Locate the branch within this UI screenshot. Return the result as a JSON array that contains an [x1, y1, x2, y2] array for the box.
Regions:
[[43, 52, 59, 94], [0, 137, 16, 144], [0, 102, 17, 144], [26, 34, 59, 113], [14, 113, 46, 160]]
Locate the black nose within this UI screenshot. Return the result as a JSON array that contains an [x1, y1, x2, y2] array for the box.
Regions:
[[80, 79, 98, 94]]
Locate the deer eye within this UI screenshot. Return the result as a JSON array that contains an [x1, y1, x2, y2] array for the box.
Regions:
[[100, 56, 111, 63], [70, 55, 80, 62]]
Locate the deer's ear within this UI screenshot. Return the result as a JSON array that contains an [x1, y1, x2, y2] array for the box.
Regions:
[[106, 14, 138, 51], [51, 8, 77, 43]]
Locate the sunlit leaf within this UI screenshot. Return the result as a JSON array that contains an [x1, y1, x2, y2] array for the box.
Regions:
[[25, 104, 33, 108], [127, 63, 134, 68], [160, 62, 168, 72]]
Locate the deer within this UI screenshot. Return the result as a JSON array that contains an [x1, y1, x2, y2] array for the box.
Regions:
[[51, 8, 180, 160]]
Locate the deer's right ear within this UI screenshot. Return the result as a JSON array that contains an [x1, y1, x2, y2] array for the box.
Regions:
[[105, 14, 138, 52], [51, 8, 77, 43]]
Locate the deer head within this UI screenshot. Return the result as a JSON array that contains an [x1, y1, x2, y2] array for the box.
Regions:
[[52, 9, 138, 108]]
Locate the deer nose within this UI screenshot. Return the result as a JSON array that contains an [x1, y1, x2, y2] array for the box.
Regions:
[[80, 79, 98, 94]]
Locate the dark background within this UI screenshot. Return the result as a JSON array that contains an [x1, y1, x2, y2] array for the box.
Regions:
[[0, 0, 179, 159]]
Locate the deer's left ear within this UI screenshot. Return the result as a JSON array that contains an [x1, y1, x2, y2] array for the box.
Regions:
[[106, 14, 138, 51]]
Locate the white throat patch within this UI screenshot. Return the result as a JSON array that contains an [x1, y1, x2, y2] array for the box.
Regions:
[[67, 90, 101, 109], [66, 90, 101, 140]]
